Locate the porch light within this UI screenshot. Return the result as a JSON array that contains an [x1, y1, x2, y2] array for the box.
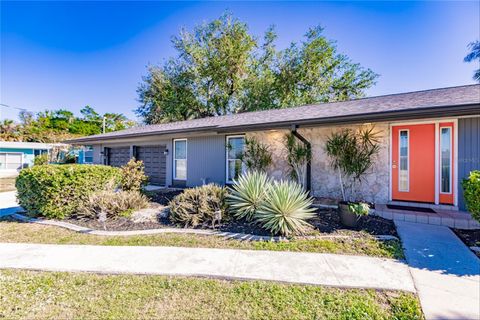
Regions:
[[163, 149, 169, 156]]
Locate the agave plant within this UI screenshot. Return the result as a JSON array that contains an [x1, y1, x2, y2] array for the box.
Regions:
[[227, 171, 271, 221], [256, 180, 316, 237]]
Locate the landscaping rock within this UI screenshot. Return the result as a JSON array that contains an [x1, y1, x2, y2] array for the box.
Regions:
[[131, 204, 168, 223]]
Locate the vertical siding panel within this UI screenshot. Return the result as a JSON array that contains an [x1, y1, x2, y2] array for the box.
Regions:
[[458, 117, 480, 210], [186, 135, 226, 187]]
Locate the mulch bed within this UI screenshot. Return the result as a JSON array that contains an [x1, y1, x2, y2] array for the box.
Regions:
[[452, 228, 480, 258], [309, 209, 398, 237], [13, 188, 397, 237], [63, 207, 397, 237], [147, 189, 184, 205]]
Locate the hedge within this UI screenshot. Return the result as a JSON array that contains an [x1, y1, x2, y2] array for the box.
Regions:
[[463, 170, 480, 222], [16, 164, 121, 219]]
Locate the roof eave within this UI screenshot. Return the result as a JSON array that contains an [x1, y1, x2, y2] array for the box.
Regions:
[[65, 103, 480, 144]]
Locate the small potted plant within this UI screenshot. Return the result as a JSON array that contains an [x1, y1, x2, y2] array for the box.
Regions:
[[325, 127, 380, 227]]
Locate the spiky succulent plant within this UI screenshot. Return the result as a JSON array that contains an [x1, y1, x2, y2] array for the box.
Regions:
[[256, 180, 316, 237], [227, 171, 271, 221]]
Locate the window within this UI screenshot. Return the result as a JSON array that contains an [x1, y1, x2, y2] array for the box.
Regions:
[[226, 136, 245, 183], [84, 146, 94, 164], [173, 139, 187, 180], [34, 149, 48, 157], [398, 130, 409, 192], [440, 127, 452, 194]]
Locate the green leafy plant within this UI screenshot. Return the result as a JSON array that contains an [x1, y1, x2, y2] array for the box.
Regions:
[[325, 126, 380, 208], [78, 188, 150, 220], [16, 164, 121, 219], [284, 133, 311, 189], [227, 171, 271, 221], [33, 154, 49, 166], [256, 180, 315, 237], [169, 184, 230, 228], [463, 170, 480, 222], [239, 138, 272, 173], [120, 158, 148, 192], [348, 202, 370, 216]]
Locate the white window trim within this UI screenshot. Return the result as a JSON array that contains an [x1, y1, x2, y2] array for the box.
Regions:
[[225, 135, 245, 184], [83, 146, 94, 164], [439, 126, 453, 195], [173, 138, 187, 181], [398, 129, 409, 192]]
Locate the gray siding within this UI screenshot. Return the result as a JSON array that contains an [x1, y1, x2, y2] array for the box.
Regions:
[[186, 135, 226, 187], [458, 117, 480, 210]]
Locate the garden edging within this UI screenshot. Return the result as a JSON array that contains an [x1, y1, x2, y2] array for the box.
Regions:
[[8, 213, 398, 242]]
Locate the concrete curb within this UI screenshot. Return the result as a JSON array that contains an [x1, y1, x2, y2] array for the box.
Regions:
[[9, 213, 399, 242]]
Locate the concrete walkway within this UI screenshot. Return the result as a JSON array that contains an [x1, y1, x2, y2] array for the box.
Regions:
[[395, 221, 480, 320], [0, 242, 415, 292]]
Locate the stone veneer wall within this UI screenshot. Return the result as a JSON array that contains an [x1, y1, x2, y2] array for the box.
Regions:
[[245, 123, 390, 204]]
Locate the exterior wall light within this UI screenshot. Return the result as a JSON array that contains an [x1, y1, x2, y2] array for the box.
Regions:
[[163, 149, 169, 156]]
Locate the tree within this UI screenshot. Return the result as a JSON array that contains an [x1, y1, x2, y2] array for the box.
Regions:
[[137, 13, 378, 124], [2, 106, 135, 143], [325, 127, 380, 202], [464, 40, 480, 82]]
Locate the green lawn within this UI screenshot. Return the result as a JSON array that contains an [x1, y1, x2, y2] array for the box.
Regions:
[[0, 177, 16, 192], [0, 270, 423, 320], [0, 220, 403, 259]]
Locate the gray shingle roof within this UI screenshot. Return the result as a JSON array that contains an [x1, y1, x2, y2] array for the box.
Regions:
[[68, 84, 480, 143]]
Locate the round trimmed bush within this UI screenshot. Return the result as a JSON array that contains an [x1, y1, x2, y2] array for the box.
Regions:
[[16, 164, 121, 219], [463, 170, 480, 222]]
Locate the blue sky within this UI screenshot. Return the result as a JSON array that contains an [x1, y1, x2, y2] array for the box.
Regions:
[[1, 1, 479, 122]]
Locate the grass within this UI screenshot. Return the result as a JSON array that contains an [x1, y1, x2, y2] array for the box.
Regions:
[[0, 220, 403, 259], [0, 269, 423, 320], [0, 177, 16, 192]]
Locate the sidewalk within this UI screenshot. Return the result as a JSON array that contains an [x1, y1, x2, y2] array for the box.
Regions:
[[0, 242, 415, 292], [395, 221, 480, 320], [0, 191, 20, 217]]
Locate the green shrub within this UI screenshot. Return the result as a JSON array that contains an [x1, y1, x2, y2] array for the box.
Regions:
[[16, 164, 121, 219], [463, 170, 480, 222], [33, 154, 49, 166], [227, 171, 270, 221], [120, 158, 148, 192], [78, 189, 150, 219], [169, 184, 229, 228], [256, 180, 316, 237]]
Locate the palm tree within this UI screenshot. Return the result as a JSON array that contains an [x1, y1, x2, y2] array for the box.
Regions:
[[464, 41, 480, 83]]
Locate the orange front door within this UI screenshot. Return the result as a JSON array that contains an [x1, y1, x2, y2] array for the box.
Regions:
[[392, 124, 435, 203]]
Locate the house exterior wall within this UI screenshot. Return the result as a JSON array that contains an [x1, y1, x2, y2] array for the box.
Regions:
[[186, 135, 226, 187], [0, 148, 34, 168], [458, 116, 480, 210], [246, 123, 391, 203]]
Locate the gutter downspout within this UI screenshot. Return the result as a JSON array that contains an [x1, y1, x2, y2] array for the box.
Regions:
[[290, 125, 311, 193]]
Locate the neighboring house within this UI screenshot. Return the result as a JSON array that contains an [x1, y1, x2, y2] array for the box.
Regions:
[[0, 141, 52, 177], [67, 85, 480, 211]]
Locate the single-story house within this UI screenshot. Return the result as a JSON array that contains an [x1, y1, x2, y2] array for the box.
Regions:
[[67, 84, 480, 211], [0, 141, 54, 177]]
